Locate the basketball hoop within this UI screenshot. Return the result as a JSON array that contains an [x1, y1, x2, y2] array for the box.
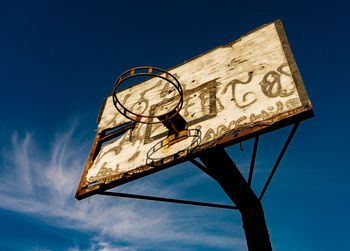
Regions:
[[112, 66, 184, 125], [111, 66, 201, 166]]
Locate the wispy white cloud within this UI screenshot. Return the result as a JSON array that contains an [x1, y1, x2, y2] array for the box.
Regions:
[[0, 125, 246, 250], [67, 236, 137, 251]]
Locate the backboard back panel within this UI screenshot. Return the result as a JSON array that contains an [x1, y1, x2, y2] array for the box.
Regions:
[[76, 20, 313, 199]]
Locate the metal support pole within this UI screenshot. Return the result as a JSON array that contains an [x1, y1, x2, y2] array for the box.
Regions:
[[199, 148, 272, 251]]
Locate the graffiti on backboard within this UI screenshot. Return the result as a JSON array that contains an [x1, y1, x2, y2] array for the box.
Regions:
[[87, 62, 299, 183]]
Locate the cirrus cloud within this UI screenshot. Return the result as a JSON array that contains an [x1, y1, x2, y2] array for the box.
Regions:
[[0, 124, 246, 250]]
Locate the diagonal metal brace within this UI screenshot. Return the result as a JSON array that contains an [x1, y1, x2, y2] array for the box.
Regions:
[[258, 122, 300, 200], [248, 136, 259, 186], [98, 191, 237, 210], [190, 158, 213, 176]]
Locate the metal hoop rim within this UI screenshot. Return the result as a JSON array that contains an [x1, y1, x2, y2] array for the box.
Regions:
[[112, 66, 184, 124], [146, 129, 201, 166]]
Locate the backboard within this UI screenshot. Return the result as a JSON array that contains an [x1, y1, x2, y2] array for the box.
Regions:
[[76, 20, 313, 199]]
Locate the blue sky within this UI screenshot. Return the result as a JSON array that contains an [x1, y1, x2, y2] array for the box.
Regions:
[[0, 0, 349, 250]]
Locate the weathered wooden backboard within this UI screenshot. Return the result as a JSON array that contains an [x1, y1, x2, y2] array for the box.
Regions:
[[76, 20, 313, 199]]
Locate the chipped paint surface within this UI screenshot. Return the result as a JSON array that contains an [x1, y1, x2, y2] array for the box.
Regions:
[[76, 20, 313, 198]]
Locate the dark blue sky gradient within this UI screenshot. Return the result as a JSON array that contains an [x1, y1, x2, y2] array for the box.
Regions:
[[0, 0, 349, 250], [0, 208, 91, 250]]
